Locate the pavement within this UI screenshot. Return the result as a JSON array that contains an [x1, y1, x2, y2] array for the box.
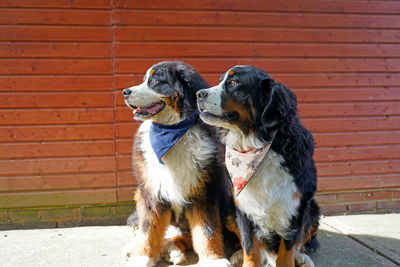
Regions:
[[0, 214, 399, 267]]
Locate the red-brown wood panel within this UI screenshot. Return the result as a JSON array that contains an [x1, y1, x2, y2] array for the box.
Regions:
[[0, 26, 112, 42], [114, 27, 400, 43], [0, 0, 111, 9], [112, 0, 400, 14], [114, 43, 400, 58], [112, 0, 400, 202], [112, 10, 400, 29], [0, 173, 116, 192], [0, 2, 116, 209], [0, 59, 112, 75], [0, 0, 399, 211], [0, 9, 110, 25], [0, 43, 112, 58], [0, 125, 115, 142], [115, 59, 400, 74], [0, 92, 114, 108]]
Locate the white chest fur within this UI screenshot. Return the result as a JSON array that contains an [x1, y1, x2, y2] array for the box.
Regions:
[[236, 149, 299, 238], [138, 120, 216, 207]]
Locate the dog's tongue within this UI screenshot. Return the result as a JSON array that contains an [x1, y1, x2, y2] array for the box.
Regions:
[[141, 102, 163, 114]]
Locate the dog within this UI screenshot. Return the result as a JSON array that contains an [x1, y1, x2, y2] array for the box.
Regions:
[[196, 65, 320, 267], [122, 61, 236, 267]]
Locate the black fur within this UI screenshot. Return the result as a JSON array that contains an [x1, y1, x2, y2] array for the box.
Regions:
[[198, 65, 320, 260], [124, 61, 238, 260], [148, 61, 209, 119]]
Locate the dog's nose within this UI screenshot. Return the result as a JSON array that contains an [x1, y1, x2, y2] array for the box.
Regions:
[[123, 88, 131, 98], [196, 90, 208, 99]]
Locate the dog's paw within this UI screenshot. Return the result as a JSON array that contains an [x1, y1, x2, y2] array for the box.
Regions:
[[121, 241, 135, 260], [126, 255, 155, 267], [164, 242, 186, 265], [295, 251, 314, 267], [229, 250, 243, 267], [199, 258, 232, 267]]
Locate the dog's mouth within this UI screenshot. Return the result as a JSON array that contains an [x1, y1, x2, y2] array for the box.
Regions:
[[127, 101, 166, 117], [199, 109, 239, 122]]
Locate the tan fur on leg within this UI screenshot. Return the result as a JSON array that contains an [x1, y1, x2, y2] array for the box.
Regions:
[[242, 235, 261, 267], [276, 239, 296, 267], [185, 206, 225, 261], [129, 206, 171, 261]]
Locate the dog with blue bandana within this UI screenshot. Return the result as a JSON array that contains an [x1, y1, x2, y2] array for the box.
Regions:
[[122, 61, 237, 267]]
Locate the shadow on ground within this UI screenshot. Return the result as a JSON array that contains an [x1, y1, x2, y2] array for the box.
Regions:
[[155, 224, 399, 266]]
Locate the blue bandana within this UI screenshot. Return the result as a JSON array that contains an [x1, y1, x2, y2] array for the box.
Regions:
[[150, 110, 200, 164]]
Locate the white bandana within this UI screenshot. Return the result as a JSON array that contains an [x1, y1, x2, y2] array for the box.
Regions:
[[225, 138, 275, 196]]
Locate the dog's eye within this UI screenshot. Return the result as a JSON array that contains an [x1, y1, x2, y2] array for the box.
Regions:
[[148, 78, 156, 84], [230, 80, 237, 86]]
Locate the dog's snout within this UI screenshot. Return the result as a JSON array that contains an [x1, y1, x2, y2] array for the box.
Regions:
[[123, 88, 131, 98], [197, 90, 208, 99]]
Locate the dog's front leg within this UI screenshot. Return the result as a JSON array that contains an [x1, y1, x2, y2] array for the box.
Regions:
[[126, 204, 171, 267], [242, 234, 262, 267], [276, 238, 296, 267], [186, 205, 231, 266]]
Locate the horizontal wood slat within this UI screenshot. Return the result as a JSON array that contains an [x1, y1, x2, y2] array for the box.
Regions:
[[317, 159, 400, 177], [0, 92, 114, 108], [0, 109, 114, 125], [113, 10, 400, 29], [0, 9, 110, 26], [0, 157, 115, 176], [0, 189, 116, 209], [114, 58, 400, 74], [114, 27, 400, 43], [0, 173, 116, 192], [315, 145, 400, 162], [318, 174, 400, 191], [114, 43, 400, 58], [0, 43, 112, 58], [0, 59, 112, 75], [0, 141, 115, 159], [0, 0, 111, 9], [0, 125, 115, 142], [0, 26, 112, 42], [304, 117, 400, 133], [314, 131, 400, 147], [112, 0, 400, 15], [0, 76, 113, 91]]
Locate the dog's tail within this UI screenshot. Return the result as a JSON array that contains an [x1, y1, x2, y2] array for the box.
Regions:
[[126, 210, 139, 227], [303, 199, 320, 255]]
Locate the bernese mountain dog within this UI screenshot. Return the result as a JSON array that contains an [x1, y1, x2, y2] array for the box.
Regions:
[[196, 65, 320, 267], [122, 61, 236, 267]]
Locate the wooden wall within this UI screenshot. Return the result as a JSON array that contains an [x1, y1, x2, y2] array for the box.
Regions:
[[1, 0, 399, 226]]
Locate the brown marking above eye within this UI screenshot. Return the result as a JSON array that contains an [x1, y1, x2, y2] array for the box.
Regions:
[[149, 69, 156, 76], [228, 70, 235, 76]]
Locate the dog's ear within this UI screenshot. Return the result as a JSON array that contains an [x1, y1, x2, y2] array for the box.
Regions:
[[176, 63, 209, 113], [261, 78, 297, 128]]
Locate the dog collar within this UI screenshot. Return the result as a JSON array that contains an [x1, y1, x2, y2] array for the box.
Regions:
[[226, 131, 277, 196], [150, 110, 199, 164]]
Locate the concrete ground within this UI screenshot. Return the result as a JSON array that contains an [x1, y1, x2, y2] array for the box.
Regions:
[[0, 214, 399, 267]]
